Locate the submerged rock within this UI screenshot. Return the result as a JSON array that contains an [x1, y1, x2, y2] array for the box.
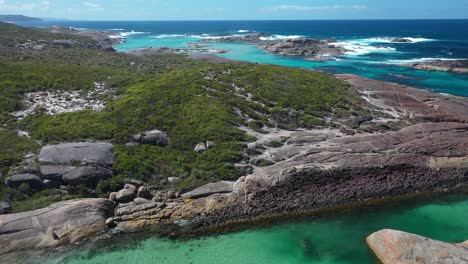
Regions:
[[366, 229, 468, 264], [0, 198, 115, 255]]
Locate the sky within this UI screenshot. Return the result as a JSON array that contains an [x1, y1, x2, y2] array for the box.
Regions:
[[1, 0, 468, 20]]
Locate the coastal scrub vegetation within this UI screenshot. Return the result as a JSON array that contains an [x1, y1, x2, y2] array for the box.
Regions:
[[0, 22, 365, 211]]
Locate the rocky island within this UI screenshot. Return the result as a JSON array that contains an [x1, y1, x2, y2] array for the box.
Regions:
[[0, 22, 467, 263], [202, 32, 348, 59], [404, 59, 468, 73]]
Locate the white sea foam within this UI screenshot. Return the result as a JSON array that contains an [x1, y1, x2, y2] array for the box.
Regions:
[[362, 37, 435, 44], [109, 30, 148, 39], [108, 28, 125, 31], [238, 30, 252, 33], [330, 41, 397, 56], [153, 34, 188, 39], [385, 57, 465, 64], [259, 35, 304, 41]]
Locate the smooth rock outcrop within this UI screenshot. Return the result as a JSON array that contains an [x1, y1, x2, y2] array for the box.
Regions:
[[366, 229, 468, 264], [62, 166, 113, 185], [182, 181, 234, 199], [39, 142, 114, 166], [0, 198, 115, 255], [4, 174, 42, 189]]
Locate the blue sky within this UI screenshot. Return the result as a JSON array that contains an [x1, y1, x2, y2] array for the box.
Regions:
[[1, 0, 468, 20]]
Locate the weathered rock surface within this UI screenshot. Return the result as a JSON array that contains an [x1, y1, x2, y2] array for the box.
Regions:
[[366, 229, 468, 264], [0, 198, 115, 255], [137, 186, 151, 199], [5, 174, 42, 189], [132, 130, 170, 146], [62, 166, 113, 185], [404, 59, 468, 73], [116, 189, 136, 203], [39, 142, 114, 166], [40, 165, 77, 181], [181, 181, 234, 199], [258, 38, 347, 57]]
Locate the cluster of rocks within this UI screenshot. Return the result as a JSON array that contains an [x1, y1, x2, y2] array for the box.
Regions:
[[4, 142, 115, 191], [257, 38, 347, 57], [11, 82, 109, 119], [201, 33, 347, 59], [110, 183, 152, 204], [194, 141, 216, 153]]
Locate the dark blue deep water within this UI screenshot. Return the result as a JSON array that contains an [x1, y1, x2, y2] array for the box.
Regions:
[[18, 20, 468, 96]]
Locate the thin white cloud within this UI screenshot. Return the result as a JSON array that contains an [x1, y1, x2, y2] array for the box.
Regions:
[[83, 1, 99, 8], [265, 5, 368, 12], [0, 0, 51, 12], [83, 1, 104, 12]]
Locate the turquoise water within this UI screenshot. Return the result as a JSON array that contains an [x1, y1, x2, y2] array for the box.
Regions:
[[114, 38, 468, 97], [45, 195, 468, 264]]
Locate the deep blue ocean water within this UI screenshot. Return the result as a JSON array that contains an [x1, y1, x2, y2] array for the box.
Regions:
[[18, 20, 468, 96]]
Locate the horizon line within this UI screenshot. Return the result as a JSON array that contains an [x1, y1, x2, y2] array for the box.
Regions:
[[20, 18, 468, 22]]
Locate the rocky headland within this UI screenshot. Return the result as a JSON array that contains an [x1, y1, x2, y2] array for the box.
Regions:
[[2, 74, 468, 257], [404, 59, 468, 73]]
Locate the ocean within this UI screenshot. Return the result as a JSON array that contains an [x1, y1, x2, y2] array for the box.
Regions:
[[18, 20, 468, 96]]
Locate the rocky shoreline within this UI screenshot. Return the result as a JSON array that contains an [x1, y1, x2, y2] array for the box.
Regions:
[[1, 73, 468, 260], [404, 59, 468, 73]]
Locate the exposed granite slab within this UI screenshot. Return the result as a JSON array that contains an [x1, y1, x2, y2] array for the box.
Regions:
[[39, 142, 114, 166], [367, 229, 468, 264], [0, 199, 115, 255]]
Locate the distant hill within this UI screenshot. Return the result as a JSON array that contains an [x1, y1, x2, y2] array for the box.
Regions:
[[0, 15, 43, 22]]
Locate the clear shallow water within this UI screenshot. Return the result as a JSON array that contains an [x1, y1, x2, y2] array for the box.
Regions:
[[18, 20, 468, 97], [45, 195, 468, 264]]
